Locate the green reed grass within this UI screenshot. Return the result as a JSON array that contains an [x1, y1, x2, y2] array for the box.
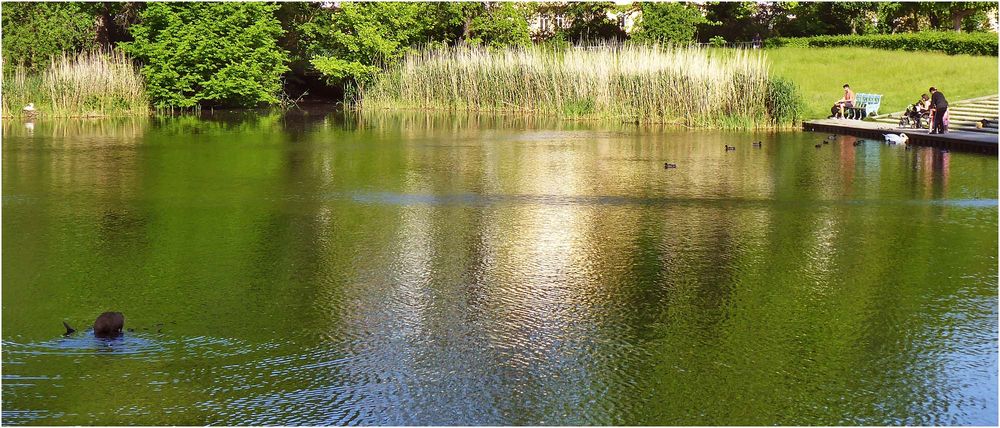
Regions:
[[360, 44, 798, 128], [2, 50, 149, 118]]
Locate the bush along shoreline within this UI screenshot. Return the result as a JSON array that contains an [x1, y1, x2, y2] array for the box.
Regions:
[[358, 44, 802, 129], [766, 31, 998, 56], [2, 50, 149, 118]]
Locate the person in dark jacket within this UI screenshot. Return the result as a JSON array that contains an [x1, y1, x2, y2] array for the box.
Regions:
[[929, 87, 949, 134]]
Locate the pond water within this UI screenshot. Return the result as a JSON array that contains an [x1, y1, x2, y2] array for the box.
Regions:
[[2, 111, 997, 425]]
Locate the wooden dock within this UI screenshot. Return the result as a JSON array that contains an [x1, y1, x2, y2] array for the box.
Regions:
[[802, 118, 998, 154]]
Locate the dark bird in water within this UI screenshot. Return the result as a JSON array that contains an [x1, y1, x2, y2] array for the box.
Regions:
[[853, 140, 863, 146], [815, 144, 822, 148], [93, 312, 125, 338], [664, 163, 677, 169], [823, 140, 830, 144], [62, 321, 76, 336], [725, 145, 736, 151], [827, 135, 837, 140], [752, 141, 762, 147]]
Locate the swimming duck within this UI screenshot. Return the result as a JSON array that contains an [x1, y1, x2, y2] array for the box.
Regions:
[[664, 163, 677, 169], [814, 144, 822, 148], [853, 140, 863, 146], [752, 141, 762, 147], [725, 145, 736, 151]]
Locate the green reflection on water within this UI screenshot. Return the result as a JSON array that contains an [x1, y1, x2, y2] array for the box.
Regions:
[[2, 111, 997, 425]]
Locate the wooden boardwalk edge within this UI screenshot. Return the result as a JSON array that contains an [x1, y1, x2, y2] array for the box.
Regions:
[[802, 118, 998, 155]]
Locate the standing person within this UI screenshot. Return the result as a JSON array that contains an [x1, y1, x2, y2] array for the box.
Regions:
[[929, 87, 949, 134], [830, 84, 855, 119]]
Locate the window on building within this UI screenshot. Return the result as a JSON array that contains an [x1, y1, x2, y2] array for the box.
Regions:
[[555, 14, 565, 28], [540, 15, 550, 32]]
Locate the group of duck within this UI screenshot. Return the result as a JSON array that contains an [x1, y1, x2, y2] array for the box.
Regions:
[[663, 141, 764, 169], [663, 132, 921, 170]]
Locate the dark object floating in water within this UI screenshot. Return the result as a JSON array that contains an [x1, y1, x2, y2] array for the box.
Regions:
[[827, 135, 837, 140], [853, 140, 863, 146], [664, 163, 677, 169], [94, 312, 125, 338], [814, 144, 822, 148], [62, 321, 76, 336], [725, 145, 736, 151], [752, 141, 762, 147], [823, 140, 830, 144]]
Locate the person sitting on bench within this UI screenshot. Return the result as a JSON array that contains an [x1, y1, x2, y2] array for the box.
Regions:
[[830, 84, 855, 119]]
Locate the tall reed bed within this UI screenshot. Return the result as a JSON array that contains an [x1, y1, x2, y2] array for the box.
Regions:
[[360, 44, 799, 128], [2, 50, 148, 118]]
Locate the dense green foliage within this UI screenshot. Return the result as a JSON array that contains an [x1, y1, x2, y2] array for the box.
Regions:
[[300, 3, 529, 86], [120, 2, 289, 108], [632, 2, 710, 44], [699, 2, 996, 42], [0, 2, 97, 71], [546, 2, 627, 42], [299, 3, 457, 85], [0, 1, 996, 111], [467, 3, 532, 49], [764, 77, 802, 125], [767, 31, 998, 56], [768, 46, 999, 119]]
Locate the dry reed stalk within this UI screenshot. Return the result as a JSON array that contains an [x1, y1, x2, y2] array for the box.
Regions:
[[362, 43, 778, 128]]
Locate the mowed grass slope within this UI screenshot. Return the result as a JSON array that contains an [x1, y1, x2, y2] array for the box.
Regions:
[[768, 47, 998, 120]]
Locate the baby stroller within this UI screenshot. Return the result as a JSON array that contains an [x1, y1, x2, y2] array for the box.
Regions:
[[898, 103, 929, 129]]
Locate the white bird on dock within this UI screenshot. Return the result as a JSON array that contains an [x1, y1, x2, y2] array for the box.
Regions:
[[884, 133, 909, 145]]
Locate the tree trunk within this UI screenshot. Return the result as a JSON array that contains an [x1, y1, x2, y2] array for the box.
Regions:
[[95, 13, 111, 48], [951, 8, 973, 32]]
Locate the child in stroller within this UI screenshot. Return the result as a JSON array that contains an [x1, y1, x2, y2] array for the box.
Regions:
[[899, 94, 930, 129]]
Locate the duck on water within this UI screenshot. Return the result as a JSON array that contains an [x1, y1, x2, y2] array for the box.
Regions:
[[63, 312, 125, 338]]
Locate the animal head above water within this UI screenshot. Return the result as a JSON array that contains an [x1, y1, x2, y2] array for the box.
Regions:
[[93, 312, 125, 338]]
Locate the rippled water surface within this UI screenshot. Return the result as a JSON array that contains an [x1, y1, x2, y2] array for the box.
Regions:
[[3, 112, 997, 425]]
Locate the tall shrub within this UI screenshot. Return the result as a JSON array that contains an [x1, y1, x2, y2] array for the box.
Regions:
[[766, 32, 998, 56], [633, 2, 710, 45], [0, 2, 97, 71], [120, 2, 290, 108]]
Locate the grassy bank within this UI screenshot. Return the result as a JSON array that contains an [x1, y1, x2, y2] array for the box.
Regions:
[[768, 46, 999, 119], [2, 50, 149, 118], [361, 44, 800, 128]]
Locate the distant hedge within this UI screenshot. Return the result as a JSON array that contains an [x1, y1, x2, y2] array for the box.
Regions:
[[765, 31, 998, 56]]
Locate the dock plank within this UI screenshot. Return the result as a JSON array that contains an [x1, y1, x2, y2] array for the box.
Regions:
[[802, 118, 998, 154]]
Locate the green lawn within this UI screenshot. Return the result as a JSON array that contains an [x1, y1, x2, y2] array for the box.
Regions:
[[768, 47, 998, 120]]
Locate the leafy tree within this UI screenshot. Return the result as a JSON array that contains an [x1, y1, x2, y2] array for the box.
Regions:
[[120, 2, 289, 108], [633, 2, 710, 44], [299, 3, 456, 86], [300, 2, 527, 87], [559, 2, 628, 43], [467, 3, 532, 48], [1, 2, 97, 71]]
